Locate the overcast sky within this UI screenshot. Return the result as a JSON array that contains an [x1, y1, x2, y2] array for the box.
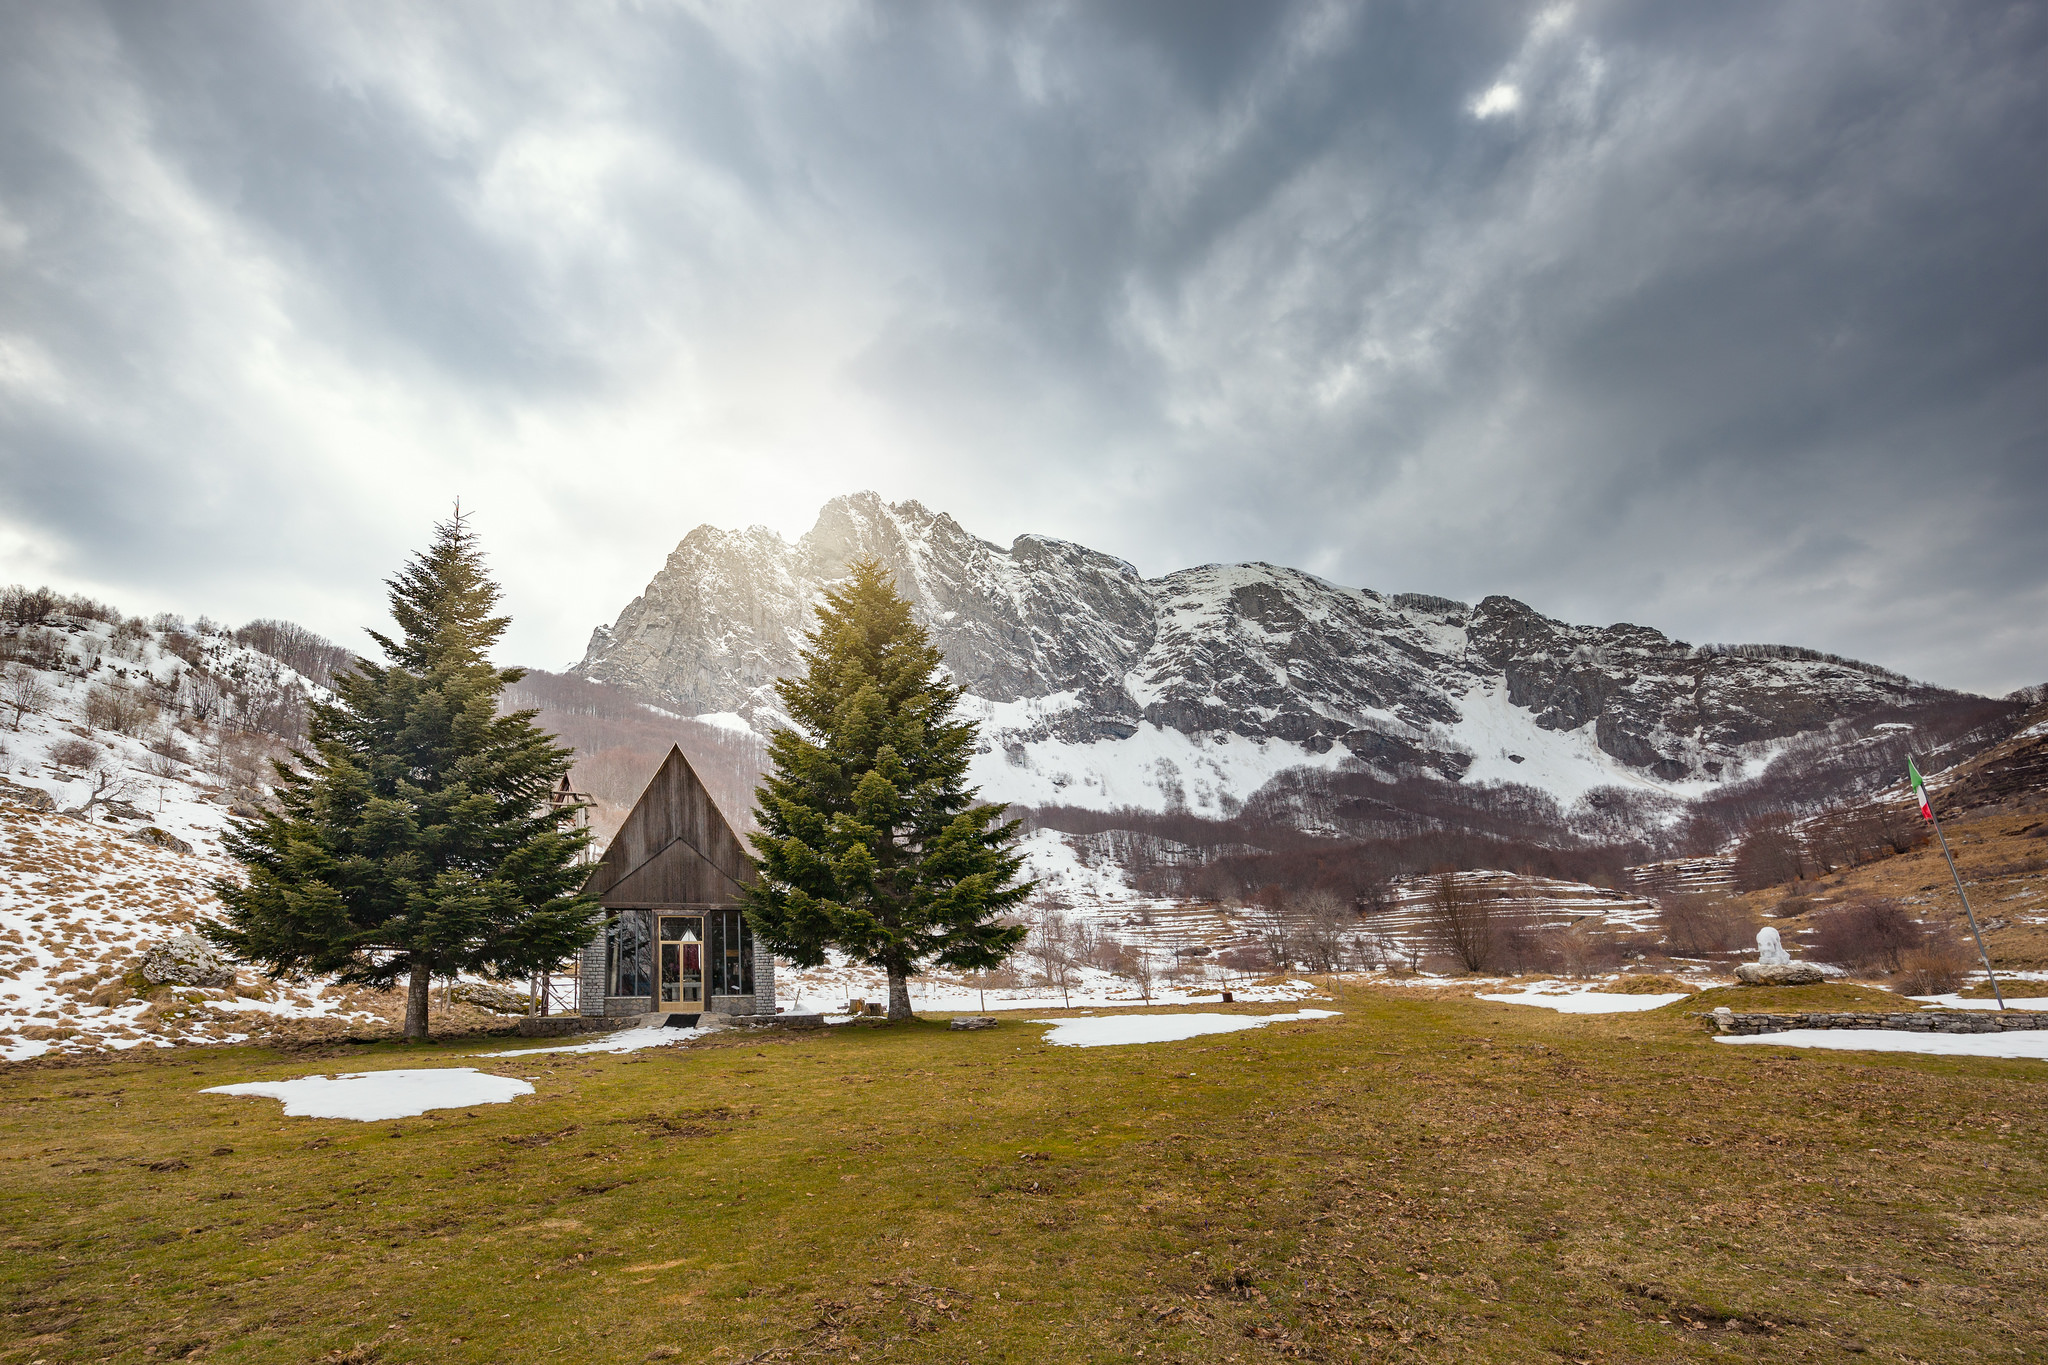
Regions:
[[2, 1, 2042, 695]]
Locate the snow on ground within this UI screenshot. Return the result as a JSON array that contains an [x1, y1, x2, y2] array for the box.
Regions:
[[1714, 1030, 2048, 1062], [1476, 982, 1692, 1013], [1033, 1009, 1342, 1048], [962, 703, 1350, 816], [1016, 827, 1147, 905], [1444, 682, 1781, 804], [486, 1025, 701, 1057], [203, 1068, 534, 1120], [1908, 993, 2048, 1012], [776, 948, 1327, 1017]]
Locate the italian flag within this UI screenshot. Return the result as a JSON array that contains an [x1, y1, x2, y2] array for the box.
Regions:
[[1908, 756, 1933, 821]]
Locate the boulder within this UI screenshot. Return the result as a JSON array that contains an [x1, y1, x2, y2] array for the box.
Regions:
[[449, 981, 532, 1014], [0, 778, 55, 812], [139, 933, 235, 989], [127, 826, 194, 855], [1733, 961, 1826, 986], [949, 1016, 999, 1031]]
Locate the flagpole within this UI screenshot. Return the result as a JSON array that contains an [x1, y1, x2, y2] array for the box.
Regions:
[[1913, 754, 2006, 1010]]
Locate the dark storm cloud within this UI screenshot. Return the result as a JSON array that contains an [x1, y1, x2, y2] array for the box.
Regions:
[[0, 1, 2041, 692]]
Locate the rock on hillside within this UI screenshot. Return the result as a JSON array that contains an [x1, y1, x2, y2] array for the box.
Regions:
[[577, 492, 1968, 817]]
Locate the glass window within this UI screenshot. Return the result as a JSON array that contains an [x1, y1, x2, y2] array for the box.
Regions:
[[707, 909, 754, 997], [607, 912, 652, 997]]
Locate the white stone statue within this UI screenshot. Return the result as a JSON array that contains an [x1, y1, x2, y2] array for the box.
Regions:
[[1755, 925, 1791, 966]]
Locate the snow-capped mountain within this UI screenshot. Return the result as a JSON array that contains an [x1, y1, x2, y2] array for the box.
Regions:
[[575, 492, 1962, 819]]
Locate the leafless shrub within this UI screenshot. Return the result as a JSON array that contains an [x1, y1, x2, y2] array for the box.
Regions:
[[161, 631, 206, 668], [3, 664, 55, 731], [1125, 948, 1156, 1003], [184, 673, 224, 723], [1807, 899, 1934, 973], [50, 736, 102, 770], [1497, 923, 1562, 975], [1540, 926, 1631, 978], [1894, 939, 1972, 996], [2, 628, 68, 671], [1658, 894, 1758, 956], [1423, 872, 1500, 973], [85, 682, 156, 736]]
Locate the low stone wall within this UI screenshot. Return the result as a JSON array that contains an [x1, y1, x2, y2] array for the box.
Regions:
[[724, 1012, 826, 1030], [514, 1015, 635, 1038], [1712, 1009, 2048, 1037]]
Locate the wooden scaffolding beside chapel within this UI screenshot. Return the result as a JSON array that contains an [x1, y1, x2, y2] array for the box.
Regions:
[[576, 745, 774, 1021]]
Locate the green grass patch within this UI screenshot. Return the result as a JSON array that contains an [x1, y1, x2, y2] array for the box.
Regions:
[[3, 990, 2044, 1363], [1673, 982, 1919, 1014]]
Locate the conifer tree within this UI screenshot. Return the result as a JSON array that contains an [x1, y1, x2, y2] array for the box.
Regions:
[[745, 558, 1032, 1020], [207, 513, 596, 1041]]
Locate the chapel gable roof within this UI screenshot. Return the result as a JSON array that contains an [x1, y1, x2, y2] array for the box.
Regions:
[[581, 745, 754, 907]]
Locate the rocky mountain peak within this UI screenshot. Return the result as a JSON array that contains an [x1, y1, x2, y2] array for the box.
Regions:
[[576, 493, 1966, 817]]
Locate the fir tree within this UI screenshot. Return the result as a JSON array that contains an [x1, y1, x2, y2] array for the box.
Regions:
[[207, 513, 596, 1041], [745, 558, 1032, 1019]]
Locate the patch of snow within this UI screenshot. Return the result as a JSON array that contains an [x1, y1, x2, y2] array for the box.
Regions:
[[1031, 1008, 1341, 1048], [691, 711, 755, 735], [1445, 682, 1772, 803], [485, 1025, 700, 1057], [1714, 1030, 2048, 1062], [1476, 983, 1691, 1013], [963, 715, 1348, 816], [1907, 994, 2048, 1012], [2, 1037, 53, 1061], [202, 1068, 534, 1120]]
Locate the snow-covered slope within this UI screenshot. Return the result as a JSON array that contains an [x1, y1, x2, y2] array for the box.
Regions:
[[0, 608, 487, 1059], [577, 492, 1962, 819]]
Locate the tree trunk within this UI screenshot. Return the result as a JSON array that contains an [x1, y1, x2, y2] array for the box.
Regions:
[[886, 964, 914, 1021], [405, 959, 433, 1042]]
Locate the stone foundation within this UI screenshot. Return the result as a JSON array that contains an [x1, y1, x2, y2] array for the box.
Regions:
[[514, 1015, 635, 1038]]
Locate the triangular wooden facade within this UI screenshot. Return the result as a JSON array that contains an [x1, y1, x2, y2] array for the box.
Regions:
[[582, 746, 754, 908]]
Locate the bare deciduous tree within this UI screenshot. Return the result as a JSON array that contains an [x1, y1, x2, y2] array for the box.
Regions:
[[65, 757, 134, 817], [3, 665, 55, 731], [1423, 872, 1499, 974], [1657, 894, 1757, 956], [1033, 906, 1079, 1007], [1246, 898, 1296, 972], [1292, 888, 1356, 973]]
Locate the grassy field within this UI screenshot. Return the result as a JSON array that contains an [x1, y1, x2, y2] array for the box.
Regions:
[[3, 982, 2044, 1364]]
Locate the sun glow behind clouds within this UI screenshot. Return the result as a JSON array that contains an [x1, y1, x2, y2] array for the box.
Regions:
[[1471, 82, 1521, 118]]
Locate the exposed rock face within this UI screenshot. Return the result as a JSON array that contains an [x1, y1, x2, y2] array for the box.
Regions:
[[0, 779, 55, 812], [1734, 962, 1827, 986], [139, 932, 235, 989], [450, 981, 532, 1015], [576, 492, 1958, 812], [127, 826, 194, 855]]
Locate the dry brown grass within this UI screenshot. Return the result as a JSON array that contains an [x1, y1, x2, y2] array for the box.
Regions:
[[1, 982, 2043, 1363]]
